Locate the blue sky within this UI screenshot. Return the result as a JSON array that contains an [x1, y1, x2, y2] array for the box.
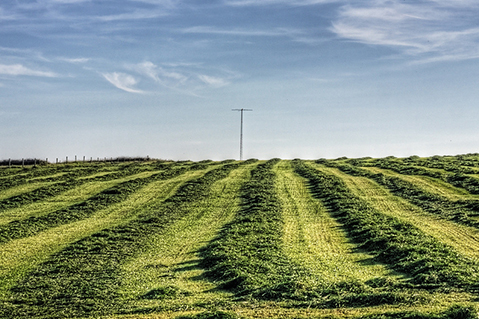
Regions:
[[2, 0, 479, 161]]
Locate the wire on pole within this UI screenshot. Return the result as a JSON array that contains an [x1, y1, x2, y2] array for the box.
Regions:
[[232, 108, 253, 161]]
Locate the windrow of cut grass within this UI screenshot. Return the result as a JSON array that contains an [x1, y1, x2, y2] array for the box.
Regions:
[[324, 166, 479, 262], [363, 167, 470, 200], [358, 157, 479, 195], [200, 160, 417, 308], [0, 161, 247, 319], [0, 163, 196, 244], [275, 161, 395, 284], [0, 182, 51, 201], [0, 168, 203, 307], [330, 162, 479, 230], [0, 162, 158, 212], [292, 160, 479, 290], [0, 163, 104, 191], [200, 159, 314, 300], [117, 162, 258, 314], [0, 162, 176, 222], [0, 174, 159, 226], [271, 161, 436, 309]]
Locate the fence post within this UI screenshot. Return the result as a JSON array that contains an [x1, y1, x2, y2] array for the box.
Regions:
[[8, 159, 11, 167], [22, 158, 24, 168], [66, 156, 68, 163]]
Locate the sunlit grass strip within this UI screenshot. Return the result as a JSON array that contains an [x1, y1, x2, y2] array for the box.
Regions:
[[0, 182, 51, 201], [0, 164, 100, 192], [117, 163, 256, 314], [293, 160, 479, 289], [0, 162, 147, 212], [1, 162, 244, 319], [201, 159, 321, 300], [0, 171, 169, 226], [0, 161, 169, 217], [275, 161, 393, 284], [0, 161, 153, 193], [0, 165, 192, 244], [333, 163, 479, 230], [326, 166, 479, 261], [364, 167, 471, 200], [0, 170, 200, 307], [362, 157, 479, 195]]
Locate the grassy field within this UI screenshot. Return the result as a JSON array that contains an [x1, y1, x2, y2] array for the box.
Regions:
[[0, 157, 478, 319]]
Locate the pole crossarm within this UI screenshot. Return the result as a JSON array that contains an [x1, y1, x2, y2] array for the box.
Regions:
[[232, 109, 253, 160]]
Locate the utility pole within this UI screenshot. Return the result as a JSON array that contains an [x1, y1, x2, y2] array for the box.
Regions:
[[232, 108, 253, 161]]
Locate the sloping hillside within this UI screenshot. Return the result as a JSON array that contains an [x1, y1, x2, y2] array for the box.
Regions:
[[0, 156, 478, 319]]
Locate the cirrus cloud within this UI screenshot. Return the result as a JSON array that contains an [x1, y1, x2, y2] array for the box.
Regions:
[[198, 74, 229, 88], [101, 72, 144, 93], [0, 63, 58, 77], [331, 1, 479, 63]]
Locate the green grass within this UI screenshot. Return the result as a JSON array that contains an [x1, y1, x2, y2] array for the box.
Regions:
[[0, 158, 479, 319], [292, 160, 479, 289], [332, 162, 479, 230], [0, 161, 244, 318], [0, 168, 204, 305], [275, 161, 394, 284]]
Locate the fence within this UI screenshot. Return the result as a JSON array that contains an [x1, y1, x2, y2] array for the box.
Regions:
[[0, 156, 152, 167]]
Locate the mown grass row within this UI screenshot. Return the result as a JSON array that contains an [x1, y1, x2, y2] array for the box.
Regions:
[[0, 164, 195, 244], [0, 163, 107, 191], [331, 162, 479, 230], [200, 160, 420, 309], [117, 162, 256, 314], [0, 162, 164, 211], [0, 161, 247, 319], [356, 157, 479, 194], [292, 160, 479, 290], [175, 304, 478, 319], [200, 158, 315, 300]]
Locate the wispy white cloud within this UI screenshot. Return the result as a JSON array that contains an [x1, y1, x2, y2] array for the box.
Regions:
[[0, 7, 20, 20], [59, 57, 90, 63], [182, 26, 302, 37], [224, 0, 338, 6], [0, 64, 58, 77], [101, 72, 144, 93], [331, 1, 479, 63], [92, 9, 167, 22], [48, 0, 92, 4], [130, 0, 177, 8], [198, 74, 229, 88], [130, 61, 187, 84]]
